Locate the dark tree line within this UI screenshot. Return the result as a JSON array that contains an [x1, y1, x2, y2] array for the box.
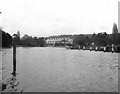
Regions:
[[73, 23, 120, 47], [73, 33, 120, 47], [0, 28, 12, 48], [20, 34, 46, 47]]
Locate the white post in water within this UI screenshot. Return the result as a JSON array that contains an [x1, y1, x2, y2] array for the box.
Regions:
[[90, 46, 92, 51], [95, 46, 97, 51], [83, 46, 85, 50], [79, 45, 80, 50], [112, 44, 114, 53], [104, 47, 106, 52]]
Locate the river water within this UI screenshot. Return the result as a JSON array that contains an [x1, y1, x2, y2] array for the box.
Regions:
[[1, 47, 119, 92]]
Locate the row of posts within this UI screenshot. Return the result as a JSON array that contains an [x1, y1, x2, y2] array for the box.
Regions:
[[78, 45, 114, 53]]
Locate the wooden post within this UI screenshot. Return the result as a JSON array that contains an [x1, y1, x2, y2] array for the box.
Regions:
[[83, 46, 85, 50], [12, 37, 16, 75], [79, 45, 80, 50], [112, 47, 114, 53], [104, 47, 106, 52], [95, 46, 97, 51], [90, 47, 92, 51], [112, 45, 114, 53]]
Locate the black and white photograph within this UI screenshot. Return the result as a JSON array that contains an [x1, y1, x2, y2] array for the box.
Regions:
[[0, 0, 120, 93]]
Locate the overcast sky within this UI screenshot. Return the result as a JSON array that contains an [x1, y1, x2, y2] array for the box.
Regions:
[[0, 0, 119, 37]]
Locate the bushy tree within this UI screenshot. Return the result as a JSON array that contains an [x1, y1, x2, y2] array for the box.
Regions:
[[73, 35, 88, 46], [20, 35, 46, 47], [0, 29, 12, 47], [38, 37, 46, 47]]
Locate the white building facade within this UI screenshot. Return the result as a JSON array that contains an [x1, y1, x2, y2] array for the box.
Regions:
[[46, 37, 73, 46]]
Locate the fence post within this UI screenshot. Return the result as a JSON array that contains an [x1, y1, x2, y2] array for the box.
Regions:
[[12, 36, 16, 75], [95, 46, 97, 51]]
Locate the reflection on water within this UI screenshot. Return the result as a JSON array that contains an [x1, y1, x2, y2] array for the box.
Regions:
[[1, 47, 118, 92]]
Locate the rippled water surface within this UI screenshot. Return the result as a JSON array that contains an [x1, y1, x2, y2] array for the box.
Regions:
[[1, 47, 119, 92]]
